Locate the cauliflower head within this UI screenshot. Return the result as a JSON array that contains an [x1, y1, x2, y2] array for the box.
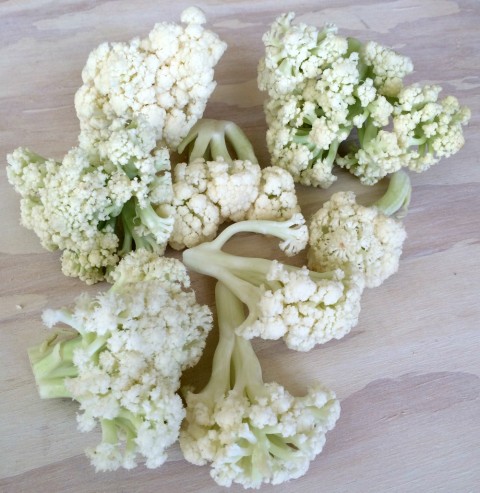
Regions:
[[7, 140, 174, 284], [180, 283, 341, 488]]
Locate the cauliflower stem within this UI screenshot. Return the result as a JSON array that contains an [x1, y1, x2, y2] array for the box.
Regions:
[[180, 282, 340, 488], [177, 118, 258, 164]]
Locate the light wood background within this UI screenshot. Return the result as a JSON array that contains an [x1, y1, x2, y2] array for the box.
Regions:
[[1, 1, 479, 492]]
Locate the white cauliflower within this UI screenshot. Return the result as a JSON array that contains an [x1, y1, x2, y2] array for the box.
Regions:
[[75, 7, 227, 151], [180, 283, 341, 488], [362, 40, 414, 97], [258, 12, 470, 188], [6, 137, 174, 284], [168, 157, 259, 249], [308, 171, 411, 288], [169, 119, 302, 249], [183, 214, 365, 351], [338, 84, 471, 184], [243, 166, 301, 221], [28, 249, 213, 471]]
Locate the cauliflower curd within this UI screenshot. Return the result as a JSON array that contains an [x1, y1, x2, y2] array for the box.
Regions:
[[28, 250, 213, 471]]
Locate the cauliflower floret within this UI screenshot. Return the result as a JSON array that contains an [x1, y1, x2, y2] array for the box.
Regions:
[[362, 40, 414, 97], [244, 166, 301, 221], [241, 261, 365, 351], [308, 182, 408, 288], [180, 283, 341, 489], [183, 215, 363, 351], [206, 159, 261, 221], [75, 8, 226, 150], [169, 158, 260, 250], [29, 250, 213, 471], [6, 137, 174, 284], [339, 83, 471, 184]]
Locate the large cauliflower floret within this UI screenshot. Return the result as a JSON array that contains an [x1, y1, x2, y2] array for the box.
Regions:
[[183, 214, 365, 351], [259, 12, 470, 188], [6, 139, 174, 284], [308, 171, 411, 288], [28, 250, 213, 471], [180, 283, 341, 489], [75, 7, 227, 151], [7, 147, 128, 283], [258, 13, 409, 189]]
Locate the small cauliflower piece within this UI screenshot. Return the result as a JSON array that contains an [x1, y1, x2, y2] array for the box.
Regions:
[[244, 166, 301, 221], [308, 171, 410, 288], [180, 283, 341, 488], [75, 7, 227, 151], [183, 214, 365, 351], [338, 84, 471, 184], [28, 249, 213, 471], [361, 40, 414, 97]]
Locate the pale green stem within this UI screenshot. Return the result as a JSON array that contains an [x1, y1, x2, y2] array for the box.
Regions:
[[373, 170, 412, 218]]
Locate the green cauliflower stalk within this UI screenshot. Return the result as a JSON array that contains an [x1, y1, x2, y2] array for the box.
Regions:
[[28, 249, 213, 471], [180, 282, 341, 489]]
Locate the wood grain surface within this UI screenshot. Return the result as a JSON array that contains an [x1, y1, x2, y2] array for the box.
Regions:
[[1, 1, 479, 492]]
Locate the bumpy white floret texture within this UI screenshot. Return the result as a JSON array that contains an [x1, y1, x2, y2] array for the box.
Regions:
[[307, 191, 407, 288], [239, 260, 364, 351], [43, 252, 213, 471], [6, 146, 134, 283], [169, 157, 260, 247], [259, 13, 364, 188], [244, 166, 301, 220], [362, 40, 413, 97], [180, 382, 340, 489], [75, 7, 227, 150], [169, 159, 302, 249]]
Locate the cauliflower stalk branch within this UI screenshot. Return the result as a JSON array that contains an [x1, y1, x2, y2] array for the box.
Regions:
[[180, 283, 341, 489], [178, 118, 258, 164], [183, 215, 364, 351]]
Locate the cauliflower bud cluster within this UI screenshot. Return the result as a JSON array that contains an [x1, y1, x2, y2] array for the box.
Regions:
[[76, 6, 227, 151], [258, 12, 470, 187], [28, 250, 213, 471]]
